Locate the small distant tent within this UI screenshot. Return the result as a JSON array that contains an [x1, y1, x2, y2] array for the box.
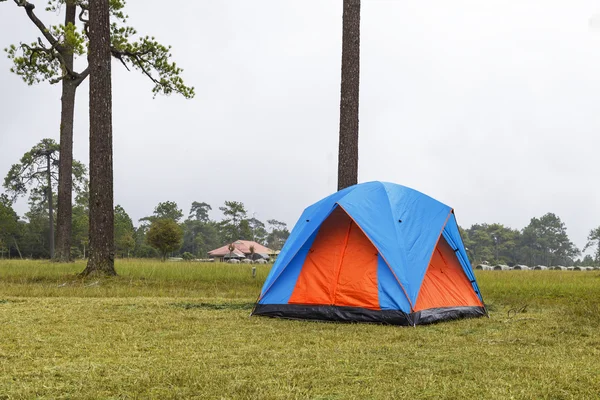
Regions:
[[251, 181, 486, 326]]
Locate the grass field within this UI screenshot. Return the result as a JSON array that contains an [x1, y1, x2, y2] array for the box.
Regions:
[[1, 259, 599, 399]]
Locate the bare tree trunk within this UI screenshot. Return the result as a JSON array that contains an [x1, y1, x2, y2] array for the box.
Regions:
[[55, 2, 78, 263], [13, 237, 23, 259], [337, 0, 361, 191], [55, 78, 77, 262], [81, 0, 116, 276], [46, 152, 55, 259]]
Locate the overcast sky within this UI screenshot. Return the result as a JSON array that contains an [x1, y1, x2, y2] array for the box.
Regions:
[[1, 1, 599, 254]]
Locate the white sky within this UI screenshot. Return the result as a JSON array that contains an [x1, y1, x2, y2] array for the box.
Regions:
[[1, 0, 599, 253]]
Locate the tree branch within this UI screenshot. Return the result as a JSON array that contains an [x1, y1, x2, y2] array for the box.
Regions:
[[78, 6, 89, 37], [22, 40, 87, 83], [111, 50, 130, 71], [10, 0, 90, 83], [111, 47, 159, 85], [21, 42, 54, 66], [13, 0, 64, 53], [74, 66, 89, 86]]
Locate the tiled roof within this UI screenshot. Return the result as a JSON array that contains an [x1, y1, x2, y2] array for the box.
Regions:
[[208, 240, 274, 257]]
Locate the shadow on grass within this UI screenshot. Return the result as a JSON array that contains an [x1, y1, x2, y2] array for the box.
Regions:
[[0, 299, 26, 304], [171, 302, 255, 311]]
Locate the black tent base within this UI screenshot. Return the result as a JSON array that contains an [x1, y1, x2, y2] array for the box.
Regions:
[[252, 304, 487, 326]]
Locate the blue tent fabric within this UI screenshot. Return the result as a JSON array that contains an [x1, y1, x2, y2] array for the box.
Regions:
[[254, 181, 486, 326], [260, 185, 355, 295], [376, 255, 412, 312], [259, 229, 319, 305]]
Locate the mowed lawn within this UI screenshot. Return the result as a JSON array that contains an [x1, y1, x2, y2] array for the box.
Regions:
[[1, 260, 599, 399]]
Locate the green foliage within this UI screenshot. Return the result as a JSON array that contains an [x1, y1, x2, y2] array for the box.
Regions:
[[189, 201, 211, 223], [111, 34, 195, 98], [114, 205, 134, 257], [3, 0, 194, 96], [154, 201, 183, 222], [52, 22, 86, 56], [238, 219, 252, 240], [141, 201, 183, 224], [463, 223, 520, 265], [2, 138, 88, 259], [181, 252, 194, 261], [132, 225, 157, 258], [522, 213, 579, 266], [219, 201, 247, 242], [0, 194, 21, 257], [1, 140, 90, 260], [146, 219, 182, 260], [462, 213, 582, 267], [2, 138, 87, 202], [4, 41, 62, 85], [246, 217, 267, 243], [219, 201, 247, 224], [3, 138, 59, 198], [71, 197, 88, 258], [584, 226, 600, 263], [180, 219, 221, 258], [581, 254, 595, 266], [6, 182, 595, 267], [180, 201, 221, 257], [19, 197, 52, 259], [266, 219, 290, 250], [105, 0, 194, 97]]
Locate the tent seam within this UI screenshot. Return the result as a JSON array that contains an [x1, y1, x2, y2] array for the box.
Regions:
[[445, 211, 487, 309], [337, 203, 414, 311], [413, 209, 453, 307], [381, 183, 411, 282], [257, 206, 336, 301]]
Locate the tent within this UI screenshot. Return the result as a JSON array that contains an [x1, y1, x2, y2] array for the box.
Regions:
[[251, 181, 486, 326]]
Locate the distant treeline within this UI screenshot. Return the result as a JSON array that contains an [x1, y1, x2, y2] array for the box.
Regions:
[[0, 194, 290, 260], [2, 188, 599, 265], [461, 213, 599, 267]]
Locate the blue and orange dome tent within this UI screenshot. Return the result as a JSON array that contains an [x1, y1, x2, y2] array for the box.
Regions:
[[252, 181, 487, 326]]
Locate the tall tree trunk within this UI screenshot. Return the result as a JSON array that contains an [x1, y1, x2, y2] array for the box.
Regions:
[[337, 0, 361, 191], [81, 0, 116, 276], [55, 2, 78, 263], [55, 79, 77, 262], [46, 152, 55, 259]]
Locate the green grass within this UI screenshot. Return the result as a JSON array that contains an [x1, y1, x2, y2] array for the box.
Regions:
[[0, 259, 268, 298], [1, 259, 599, 399]]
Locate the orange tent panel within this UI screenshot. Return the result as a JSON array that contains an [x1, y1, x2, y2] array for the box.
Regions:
[[289, 207, 379, 309], [414, 236, 483, 311]]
